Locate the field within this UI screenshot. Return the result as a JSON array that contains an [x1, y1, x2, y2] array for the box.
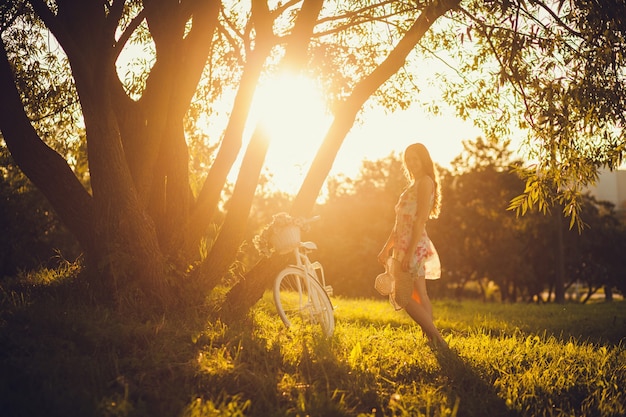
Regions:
[[1, 272, 625, 417]]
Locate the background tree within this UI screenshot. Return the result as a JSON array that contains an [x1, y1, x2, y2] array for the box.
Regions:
[[438, 0, 626, 228], [564, 197, 626, 303], [435, 137, 526, 301]]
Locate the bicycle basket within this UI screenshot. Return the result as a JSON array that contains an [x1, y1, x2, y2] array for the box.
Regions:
[[270, 225, 301, 254]]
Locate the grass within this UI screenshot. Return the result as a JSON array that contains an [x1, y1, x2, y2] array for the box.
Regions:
[[1, 268, 625, 417]]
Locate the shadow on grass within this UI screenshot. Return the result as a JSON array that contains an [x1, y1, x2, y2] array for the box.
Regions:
[[433, 345, 520, 417], [0, 276, 211, 417]]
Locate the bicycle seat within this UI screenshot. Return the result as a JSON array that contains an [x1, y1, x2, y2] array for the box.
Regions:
[[300, 241, 317, 251]]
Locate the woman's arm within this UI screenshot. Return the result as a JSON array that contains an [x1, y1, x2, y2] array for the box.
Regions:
[[378, 229, 395, 264]]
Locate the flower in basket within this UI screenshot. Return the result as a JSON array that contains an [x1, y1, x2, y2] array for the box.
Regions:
[[254, 212, 307, 257]]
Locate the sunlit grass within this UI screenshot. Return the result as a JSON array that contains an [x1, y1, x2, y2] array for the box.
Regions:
[[1, 271, 625, 417], [188, 295, 625, 417]]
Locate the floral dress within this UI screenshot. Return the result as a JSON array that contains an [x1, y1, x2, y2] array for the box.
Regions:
[[389, 180, 441, 308]]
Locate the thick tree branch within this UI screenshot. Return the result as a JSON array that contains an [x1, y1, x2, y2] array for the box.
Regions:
[[282, 0, 324, 69], [187, 0, 277, 248], [158, 1, 221, 257], [113, 9, 147, 62], [0, 44, 95, 254], [196, 0, 328, 278]]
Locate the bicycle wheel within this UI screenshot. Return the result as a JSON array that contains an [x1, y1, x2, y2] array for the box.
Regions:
[[274, 266, 335, 337]]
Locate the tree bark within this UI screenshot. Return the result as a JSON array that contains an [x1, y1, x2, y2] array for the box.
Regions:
[[194, 126, 272, 291], [193, 0, 327, 288], [23, 0, 171, 307], [212, 0, 328, 312], [185, 59, 263, 252], [186, 2, 275, 252], [220, 253, 290, 324], [0, 45, 96, 256]]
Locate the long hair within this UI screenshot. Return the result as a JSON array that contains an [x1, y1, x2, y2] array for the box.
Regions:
[[403, 143, 441, 219]]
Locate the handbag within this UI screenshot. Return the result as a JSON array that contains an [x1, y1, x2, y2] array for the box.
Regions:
[[374, 258, 394, 296]]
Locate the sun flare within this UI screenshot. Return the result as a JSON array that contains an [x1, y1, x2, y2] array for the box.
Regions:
[[248, 73, 333, 194]]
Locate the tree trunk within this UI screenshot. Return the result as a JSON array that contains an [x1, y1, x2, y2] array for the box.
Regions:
[[220, 253, 290, 324], [156, 119, 192, 264], [186, 6, 275, 253], [82, 81, 170, 307], [0, 47, 97, 256], [478, 278, 487, 302], [193, 0, 327, 294], [186, 57, 265, 252], [554, 209, 566, 303], [194, 126, 272, 291]]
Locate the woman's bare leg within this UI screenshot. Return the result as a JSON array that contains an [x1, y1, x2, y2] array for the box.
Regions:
[[405, 277, 445, 345], [404, 299, 444, 344], [414, 276, 433, 320]]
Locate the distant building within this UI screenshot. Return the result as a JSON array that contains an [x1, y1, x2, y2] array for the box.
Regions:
[[588, 168, 626, 221]]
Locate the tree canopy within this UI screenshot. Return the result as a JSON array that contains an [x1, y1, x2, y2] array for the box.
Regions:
[[0, 0, 624, 314], [440, 0, 626, 228]]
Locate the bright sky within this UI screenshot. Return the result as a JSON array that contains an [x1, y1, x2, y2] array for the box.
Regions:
[[333, 105, 483, 176]]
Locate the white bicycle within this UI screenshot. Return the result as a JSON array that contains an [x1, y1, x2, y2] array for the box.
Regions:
[[272, 217, 335, 337]]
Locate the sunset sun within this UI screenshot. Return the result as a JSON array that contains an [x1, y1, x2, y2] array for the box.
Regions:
[[248, 73, 333, 194]]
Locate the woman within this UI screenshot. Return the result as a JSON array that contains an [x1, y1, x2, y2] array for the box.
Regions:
[[378, 143, 445, 346]]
